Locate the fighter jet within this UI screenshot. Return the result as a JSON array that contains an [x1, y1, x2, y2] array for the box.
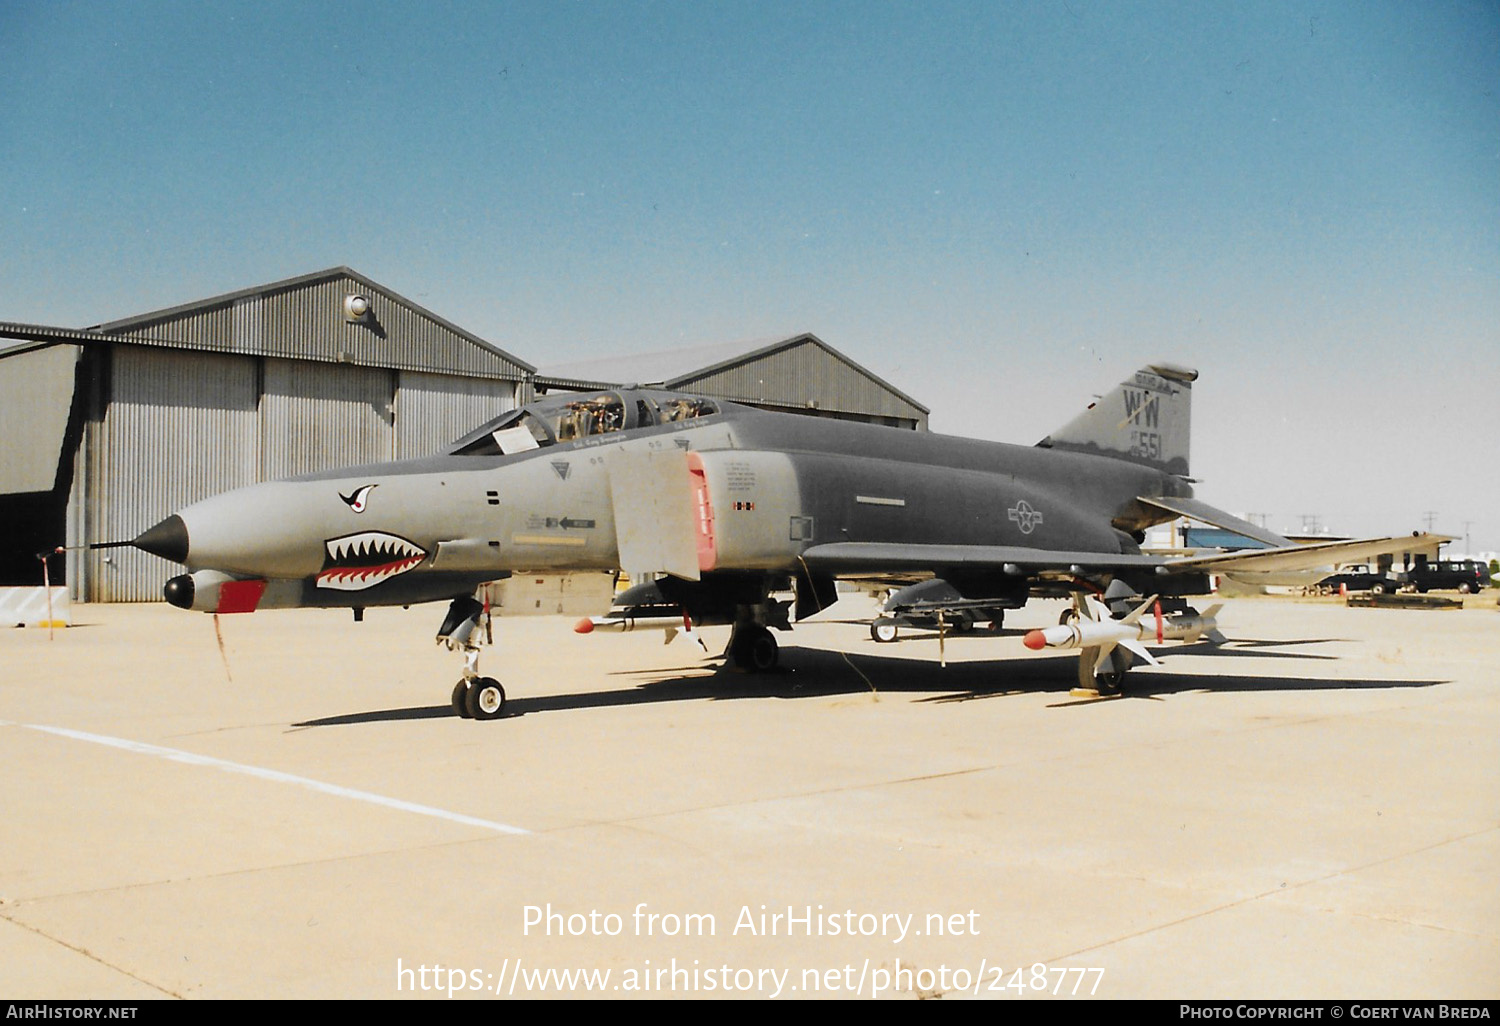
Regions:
[[131, 362, 1442, 718]]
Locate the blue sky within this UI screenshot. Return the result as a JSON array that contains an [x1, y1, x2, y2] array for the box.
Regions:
[[3, 1, 1497, 548]]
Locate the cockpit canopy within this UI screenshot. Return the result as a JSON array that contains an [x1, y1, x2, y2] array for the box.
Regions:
[[448, 390, 720, 456]]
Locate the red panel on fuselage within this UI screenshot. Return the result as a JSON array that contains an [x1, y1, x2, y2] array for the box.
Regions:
[[687, 452, 717, 572], [217, 579, 268, 614]]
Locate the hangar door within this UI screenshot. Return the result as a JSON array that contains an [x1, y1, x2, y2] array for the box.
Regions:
[[86, 347, 259, 602], [260, 358, 394, 479], [396, 371, 518, 459]]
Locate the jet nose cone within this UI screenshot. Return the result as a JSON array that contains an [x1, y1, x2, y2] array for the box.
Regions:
[[134, 514, 189, 563]]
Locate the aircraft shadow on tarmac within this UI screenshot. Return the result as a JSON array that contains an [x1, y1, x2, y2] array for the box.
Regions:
[[291, 639, 1446, 727]]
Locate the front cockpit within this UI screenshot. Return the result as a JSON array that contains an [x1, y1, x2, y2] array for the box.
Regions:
[[447, 390, 720, 457]]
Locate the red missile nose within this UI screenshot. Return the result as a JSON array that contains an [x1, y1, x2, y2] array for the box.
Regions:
[[1022, 629, 1046, 650], [573, 618, 595, 634]]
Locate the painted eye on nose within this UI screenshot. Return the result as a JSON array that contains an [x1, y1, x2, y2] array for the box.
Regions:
[[339, 484, 378, 513]]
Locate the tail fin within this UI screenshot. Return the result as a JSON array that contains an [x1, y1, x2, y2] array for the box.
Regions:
[[1037, 362, 1197, 477]]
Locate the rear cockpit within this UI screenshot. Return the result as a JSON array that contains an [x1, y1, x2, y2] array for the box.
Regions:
[[448, 390, 720, 456]]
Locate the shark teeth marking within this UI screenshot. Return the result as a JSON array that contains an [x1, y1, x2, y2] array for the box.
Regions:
[[317, 532, 428, 591]]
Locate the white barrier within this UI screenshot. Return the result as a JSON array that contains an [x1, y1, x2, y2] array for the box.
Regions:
[[0, 587, 71, 627]]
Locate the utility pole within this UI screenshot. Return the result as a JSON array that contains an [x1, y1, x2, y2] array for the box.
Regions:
[[1422, 510, 1439, 533]]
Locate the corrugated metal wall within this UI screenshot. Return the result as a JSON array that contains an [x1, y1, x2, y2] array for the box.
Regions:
[[396, 371, 517, 458], [87, 347, 259, 602], [680, 339, 926, 424], [260, 358, 394, 479], [76, 355, 525, 599]]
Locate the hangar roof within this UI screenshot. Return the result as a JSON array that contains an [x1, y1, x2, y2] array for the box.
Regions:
[[536, 332, 929, 421], [90, 266, 533, 380]]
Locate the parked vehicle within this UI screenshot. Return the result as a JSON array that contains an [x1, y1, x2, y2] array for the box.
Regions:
[[1407, 560, 1492, 594], [1318, 564, 1400, 595]]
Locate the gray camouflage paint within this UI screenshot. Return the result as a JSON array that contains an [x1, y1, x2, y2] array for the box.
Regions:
[[135, 369, 1198, 613]]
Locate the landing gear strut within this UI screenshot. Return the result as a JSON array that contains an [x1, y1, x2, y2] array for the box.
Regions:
[[438, 595, 507, 720]]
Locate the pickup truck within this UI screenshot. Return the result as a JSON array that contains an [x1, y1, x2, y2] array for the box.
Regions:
[[1318, 564, 1401, 595]]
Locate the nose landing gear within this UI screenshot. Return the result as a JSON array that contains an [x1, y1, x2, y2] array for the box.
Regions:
[[439, 595, 507, 720]]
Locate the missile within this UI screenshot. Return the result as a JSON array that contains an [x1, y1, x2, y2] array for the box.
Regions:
[[575, 610, 709, 651], [1023, 599, 1224, 655], [575, 614, 689, 634]]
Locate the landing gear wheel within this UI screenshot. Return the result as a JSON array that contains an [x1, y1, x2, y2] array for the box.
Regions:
[[1077, 647, 1130, 695], [465, 676, 507, 720], [1095, 669, 1126, 695], [870, 618, 899, 643], [452, 680, 473, 719], [732, 625, 780, 672]]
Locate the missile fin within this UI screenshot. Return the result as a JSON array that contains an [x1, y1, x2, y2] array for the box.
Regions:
[[1120, 638, 1162, 667]]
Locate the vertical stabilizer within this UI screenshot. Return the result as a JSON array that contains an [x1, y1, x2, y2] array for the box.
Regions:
[[1038, 363, 1196, 476]]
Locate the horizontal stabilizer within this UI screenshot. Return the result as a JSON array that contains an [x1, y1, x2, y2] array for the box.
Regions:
[[1136, 496, 1292, 548]]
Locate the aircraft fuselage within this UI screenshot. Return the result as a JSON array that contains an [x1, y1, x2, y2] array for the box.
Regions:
[[135, 389, 1193, 614]]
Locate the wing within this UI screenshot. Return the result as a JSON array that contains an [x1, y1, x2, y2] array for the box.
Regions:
[[800, 533, 1452, 587], [799, 542, 1166, 580], [1132, 496, 1293, 548], [1168, 533, 1451, 585]]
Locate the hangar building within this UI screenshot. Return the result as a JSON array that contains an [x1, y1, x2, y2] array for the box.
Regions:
[[2, 273, 928, 603], [0, 268, 531, 601]]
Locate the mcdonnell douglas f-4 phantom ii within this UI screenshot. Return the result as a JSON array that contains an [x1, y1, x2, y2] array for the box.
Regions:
[[130, 362, 1442, 718]]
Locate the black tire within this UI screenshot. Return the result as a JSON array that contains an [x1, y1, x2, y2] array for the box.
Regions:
[[1459, 582, 1474, 594], [1081, 647, 1130, 695], [452, 680, 473, 719], [1077, 647, 1100, 691], [1096, 670, 1126, 695], [465, 676, 507, 720], [870, 618, 899, 643], [733, 625, 779, 672], [1371, 583, 1388, 596]]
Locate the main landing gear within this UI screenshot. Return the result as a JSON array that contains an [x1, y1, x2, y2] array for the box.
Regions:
[[438, 596, 507, 720], [1070, 591, 1131, 695], [727, 621, 780, 673], [1077, 643, 1130, 695]]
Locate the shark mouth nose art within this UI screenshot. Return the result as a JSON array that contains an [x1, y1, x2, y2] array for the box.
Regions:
[[317, 532, 428, 591]]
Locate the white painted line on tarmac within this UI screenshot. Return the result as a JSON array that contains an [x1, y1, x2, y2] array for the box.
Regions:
[[13, 722, 530, 836]]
